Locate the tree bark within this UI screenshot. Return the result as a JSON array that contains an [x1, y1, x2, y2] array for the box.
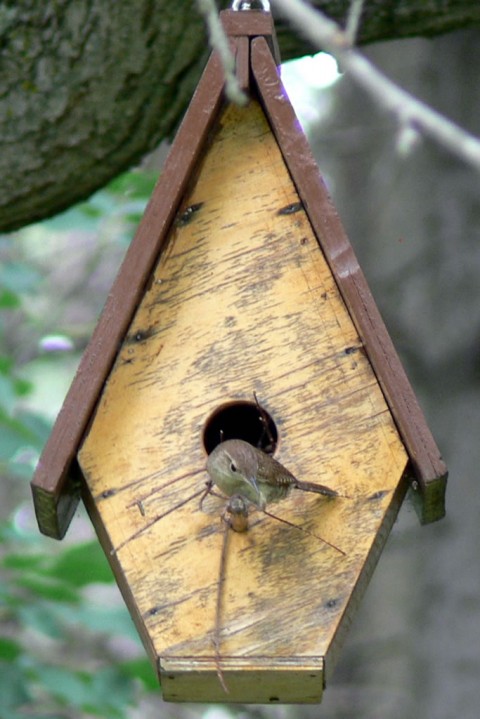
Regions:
[[1, 0, 478, 232]]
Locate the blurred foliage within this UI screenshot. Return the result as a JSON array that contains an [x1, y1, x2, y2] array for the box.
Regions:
[[0, 522, 157, 718], [0, 170, 159, 718], [0, 169, 157, 477]]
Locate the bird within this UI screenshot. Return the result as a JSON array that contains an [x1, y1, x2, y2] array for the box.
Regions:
[[206, 438, 338, 510]]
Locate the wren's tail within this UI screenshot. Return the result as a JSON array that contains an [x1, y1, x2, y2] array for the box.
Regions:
[[294, 480, 339, 498]]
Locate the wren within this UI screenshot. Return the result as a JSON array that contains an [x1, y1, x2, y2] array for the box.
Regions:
[[206, 438, 338, 509]]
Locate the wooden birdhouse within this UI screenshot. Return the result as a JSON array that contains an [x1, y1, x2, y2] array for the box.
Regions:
[[31, 5, 447, 705]]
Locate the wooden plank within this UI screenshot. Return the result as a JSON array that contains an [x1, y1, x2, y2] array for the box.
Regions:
[[220, 10, 281, 65], [78, 99, 408, 702], [30, 46, 229, 538], [251, 36, 447, 523], [220, 10, 274, 36]]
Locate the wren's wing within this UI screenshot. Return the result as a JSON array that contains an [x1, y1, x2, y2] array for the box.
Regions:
[[256, 448, 339, 498], [255, 451, 297, 488], [255, 449, 339, 502]]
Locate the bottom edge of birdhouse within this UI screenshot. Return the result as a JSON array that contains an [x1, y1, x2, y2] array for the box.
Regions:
[[159, 655, 324, 703]]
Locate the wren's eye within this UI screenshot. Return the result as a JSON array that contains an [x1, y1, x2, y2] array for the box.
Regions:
[[230, 461, 237, 473]]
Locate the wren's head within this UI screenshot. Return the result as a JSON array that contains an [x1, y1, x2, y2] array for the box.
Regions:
[[206, 439, 264, 508]]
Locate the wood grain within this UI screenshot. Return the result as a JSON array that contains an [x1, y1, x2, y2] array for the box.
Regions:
[[252, 36, 447, 524], [78, 100, 408, 702]]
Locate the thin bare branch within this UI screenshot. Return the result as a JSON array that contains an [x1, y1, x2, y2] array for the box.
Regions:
[[345, 0, 366, 45], [196, 0, 248, 105], [274, 0, 480, 171], [213, 515, 232, 693]]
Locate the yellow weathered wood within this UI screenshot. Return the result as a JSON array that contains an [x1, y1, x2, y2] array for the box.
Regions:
[[78, 100, 408, 703]]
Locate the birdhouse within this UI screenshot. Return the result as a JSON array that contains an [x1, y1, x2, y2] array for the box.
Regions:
[[31, 6, 447, 705]]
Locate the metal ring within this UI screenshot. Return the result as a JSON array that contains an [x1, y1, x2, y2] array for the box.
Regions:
[[231, 0, 270, 11]]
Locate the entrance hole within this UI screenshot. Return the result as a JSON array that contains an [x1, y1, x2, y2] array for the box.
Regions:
[[203, 400, 278, 455]]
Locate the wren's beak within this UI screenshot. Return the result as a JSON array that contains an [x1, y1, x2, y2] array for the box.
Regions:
[[248, 476, 260, 494], [248, 475, 266, 510]]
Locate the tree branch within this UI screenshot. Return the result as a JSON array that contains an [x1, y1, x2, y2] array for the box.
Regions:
[[196, 0, 248, 105], [1, 0, 480, 232], [274, 0, 480, 171]]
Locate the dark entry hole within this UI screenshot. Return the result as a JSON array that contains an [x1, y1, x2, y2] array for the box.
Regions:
[[203, 400, 278, 455]]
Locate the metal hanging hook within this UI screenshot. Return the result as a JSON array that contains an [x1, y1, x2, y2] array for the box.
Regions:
[[231, 0, 270, 10]]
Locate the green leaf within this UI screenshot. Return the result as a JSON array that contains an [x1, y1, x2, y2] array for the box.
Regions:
[[2, 552, 46, 571], [0, 373, 16, 412], [30, 665, 133, 717], [0, 355, 13, 373], [16, 575, 80, 604], [45, 541, 114, 587], [57, 603, 139, 640], [119, 657, 158, 691], [0, 662, 31, 710], [0, 288, 20, 308], [89, 667, 134, 715], [13, 378, 32, 397], [0, 638, 22, 661], [31, 665, 92, 707], [123, 212, 143, 225], [107, 171, 158, 199], [17, 603, 62, 639], [75, 202, 104, 218]]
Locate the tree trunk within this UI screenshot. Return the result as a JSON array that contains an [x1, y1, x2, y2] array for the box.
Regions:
[[1, 0, 478, 232]]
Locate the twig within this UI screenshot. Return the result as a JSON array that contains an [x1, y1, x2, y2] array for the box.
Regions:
[[112, 487, 206, 554], [214, 518, 231, 693], [345, 0, 365, 45], [260, 506, 346, 555], [196, 0, 248, 106], [273, 0, 480, 171]]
